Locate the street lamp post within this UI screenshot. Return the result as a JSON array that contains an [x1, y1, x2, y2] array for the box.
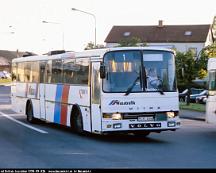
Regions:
[[42, 20, 64, 50], [71, 8, 96, 47]]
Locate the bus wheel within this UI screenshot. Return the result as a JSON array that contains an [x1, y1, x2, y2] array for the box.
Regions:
[[26, 102, 36, 123], [73, 109, 84, 134]]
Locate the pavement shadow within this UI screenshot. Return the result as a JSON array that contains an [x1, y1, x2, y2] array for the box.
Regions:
[[39, 122, 168, 144]]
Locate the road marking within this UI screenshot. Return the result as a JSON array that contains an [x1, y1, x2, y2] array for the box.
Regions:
[[0, 111, 48, 134], [64, 152, 90, 155]]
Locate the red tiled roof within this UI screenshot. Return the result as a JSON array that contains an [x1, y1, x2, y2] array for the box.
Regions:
[[105, 25, 211, 43]]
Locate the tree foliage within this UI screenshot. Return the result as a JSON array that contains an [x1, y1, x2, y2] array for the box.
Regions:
[[204, 43, 216, 58], [176, 51, 196, 87], [84, 42, 105, 50], [118, 37, 147, 47]]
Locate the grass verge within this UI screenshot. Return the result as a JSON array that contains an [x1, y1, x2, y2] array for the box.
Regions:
[[179, 102, 205, 112], [0, 78, 12, 84]]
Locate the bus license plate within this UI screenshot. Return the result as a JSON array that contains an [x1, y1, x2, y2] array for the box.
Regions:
[[138, 116, 154, 122], [129, 123, 161, 128]]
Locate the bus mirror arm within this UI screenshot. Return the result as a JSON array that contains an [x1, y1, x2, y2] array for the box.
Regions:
[[100, 63, 106, 79]]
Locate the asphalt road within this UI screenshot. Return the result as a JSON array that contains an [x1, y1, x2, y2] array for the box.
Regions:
[[1, 86, 216, 169]]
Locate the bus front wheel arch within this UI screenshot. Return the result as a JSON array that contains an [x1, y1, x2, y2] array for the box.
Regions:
[[70, 105, 84, 134], [26, 100, 36, 123]]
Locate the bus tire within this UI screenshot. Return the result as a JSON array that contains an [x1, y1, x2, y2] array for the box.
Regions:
[[26, 101, 36, 123], [71, 106, 84, 134]]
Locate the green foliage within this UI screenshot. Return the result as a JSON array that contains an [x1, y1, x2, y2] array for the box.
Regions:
[[180, 102, 205, 112], [175, 51, 196, 87], [198, 69, 207, 79], [84, 42, 105, 50], [118, 37, 144, 47], [204, 43, 216, 57]]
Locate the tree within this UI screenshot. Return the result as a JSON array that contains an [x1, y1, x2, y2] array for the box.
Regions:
[[118, 37, 145, 47], [194, 43, 216, 79], [175, 51, 196, 89], [205, 43, 216, 58], [84, 42, 105, 50]]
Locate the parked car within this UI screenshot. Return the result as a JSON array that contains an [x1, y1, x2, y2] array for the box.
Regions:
[[195, 92, 208, 104], [0, 71, 11, 79], [0, 71, 6, 79], [179, 88, 206, 103], [179, 89, 189, 102], [190, 90, 208, 103]]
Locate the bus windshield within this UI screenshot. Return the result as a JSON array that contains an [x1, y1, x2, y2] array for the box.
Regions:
[[103, 50, 176, 93]]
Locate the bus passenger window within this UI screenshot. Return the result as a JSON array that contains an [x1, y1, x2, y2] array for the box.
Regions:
[[24, 62, 31, 82], [51, 59, 63, 83], [31, 62, 39, 83], [17, 63, 25, 82], [46, 60, 52, 83]]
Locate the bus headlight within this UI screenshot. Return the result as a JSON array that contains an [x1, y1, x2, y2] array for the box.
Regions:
[[103, 113, 112, 119], [166, 112, 175, 118], [103, 113, 122, 120], [112, 113, 122, 120]]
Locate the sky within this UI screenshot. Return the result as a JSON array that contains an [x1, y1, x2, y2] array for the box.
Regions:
[[0, 0, 215, 54]]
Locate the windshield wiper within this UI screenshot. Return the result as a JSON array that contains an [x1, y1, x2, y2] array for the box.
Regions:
[[148, 78, 164, 95], [124, 76, 140, 96]]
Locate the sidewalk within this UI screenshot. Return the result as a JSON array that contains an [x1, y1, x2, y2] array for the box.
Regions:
[[179, 109, 205, 121]]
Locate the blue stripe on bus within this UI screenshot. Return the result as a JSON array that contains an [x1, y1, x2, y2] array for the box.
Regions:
[[54, 84, 63, 124]]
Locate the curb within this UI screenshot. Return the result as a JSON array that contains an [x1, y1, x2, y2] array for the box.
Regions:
[[180, 116, 205, 121]]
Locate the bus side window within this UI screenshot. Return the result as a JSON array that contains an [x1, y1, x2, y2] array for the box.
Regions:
[[12, 63, 17, 81], [39, 61, 47, 83], [24, 62, 31, 82], [31, 61, 39, 83], [51, 59, 63, 83], [75, 59, 89, 85], [17, 63, 25, 82], [46, 60, 52, 84], [63, 59, 75, 84]]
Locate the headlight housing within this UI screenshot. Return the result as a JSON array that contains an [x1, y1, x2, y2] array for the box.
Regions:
[[166, 112, 175, 118], [112, 113, 122, 120], [103, 113, 122, 120]]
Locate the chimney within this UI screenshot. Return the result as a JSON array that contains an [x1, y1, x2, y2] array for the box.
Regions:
[[158, 20, 163, 27]]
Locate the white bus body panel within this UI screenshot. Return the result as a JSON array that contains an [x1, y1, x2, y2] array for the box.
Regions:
[[206, 58, 216, 124], [206, 96, 216, 124], [99, 92, 180, 132], [101, 92, 179, 113]]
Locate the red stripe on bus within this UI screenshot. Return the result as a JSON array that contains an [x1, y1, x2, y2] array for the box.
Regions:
[[60, 85, 70, 125]]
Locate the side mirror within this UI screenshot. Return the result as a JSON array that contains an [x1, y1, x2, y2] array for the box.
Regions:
[[100, 63, 106, 79]]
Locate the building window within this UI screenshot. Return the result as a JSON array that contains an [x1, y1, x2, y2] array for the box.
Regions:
[[184, 31, 192, 36]]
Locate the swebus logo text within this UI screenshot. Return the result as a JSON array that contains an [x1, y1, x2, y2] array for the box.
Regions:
[[109, 100, 135, 106]]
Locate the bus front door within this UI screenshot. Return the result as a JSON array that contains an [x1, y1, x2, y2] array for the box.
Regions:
[[91, 62, 101, 133], [39, 61, 46, 119]]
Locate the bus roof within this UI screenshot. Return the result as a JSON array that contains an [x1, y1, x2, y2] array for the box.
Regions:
[[12, 47, 175, 63]]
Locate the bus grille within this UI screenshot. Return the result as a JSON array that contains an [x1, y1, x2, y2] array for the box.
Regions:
[[123, 112, 167, 121]]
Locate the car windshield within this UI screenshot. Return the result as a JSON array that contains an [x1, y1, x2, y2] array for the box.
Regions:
[[199, 90, 207, 95], [103, 50, 177, 93]]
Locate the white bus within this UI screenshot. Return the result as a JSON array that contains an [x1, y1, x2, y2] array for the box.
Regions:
[[206, 58, 216, 124], [11, 47, 180, 136]]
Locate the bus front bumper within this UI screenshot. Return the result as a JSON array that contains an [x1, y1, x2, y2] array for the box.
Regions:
[[101, 117, 180, 133]]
